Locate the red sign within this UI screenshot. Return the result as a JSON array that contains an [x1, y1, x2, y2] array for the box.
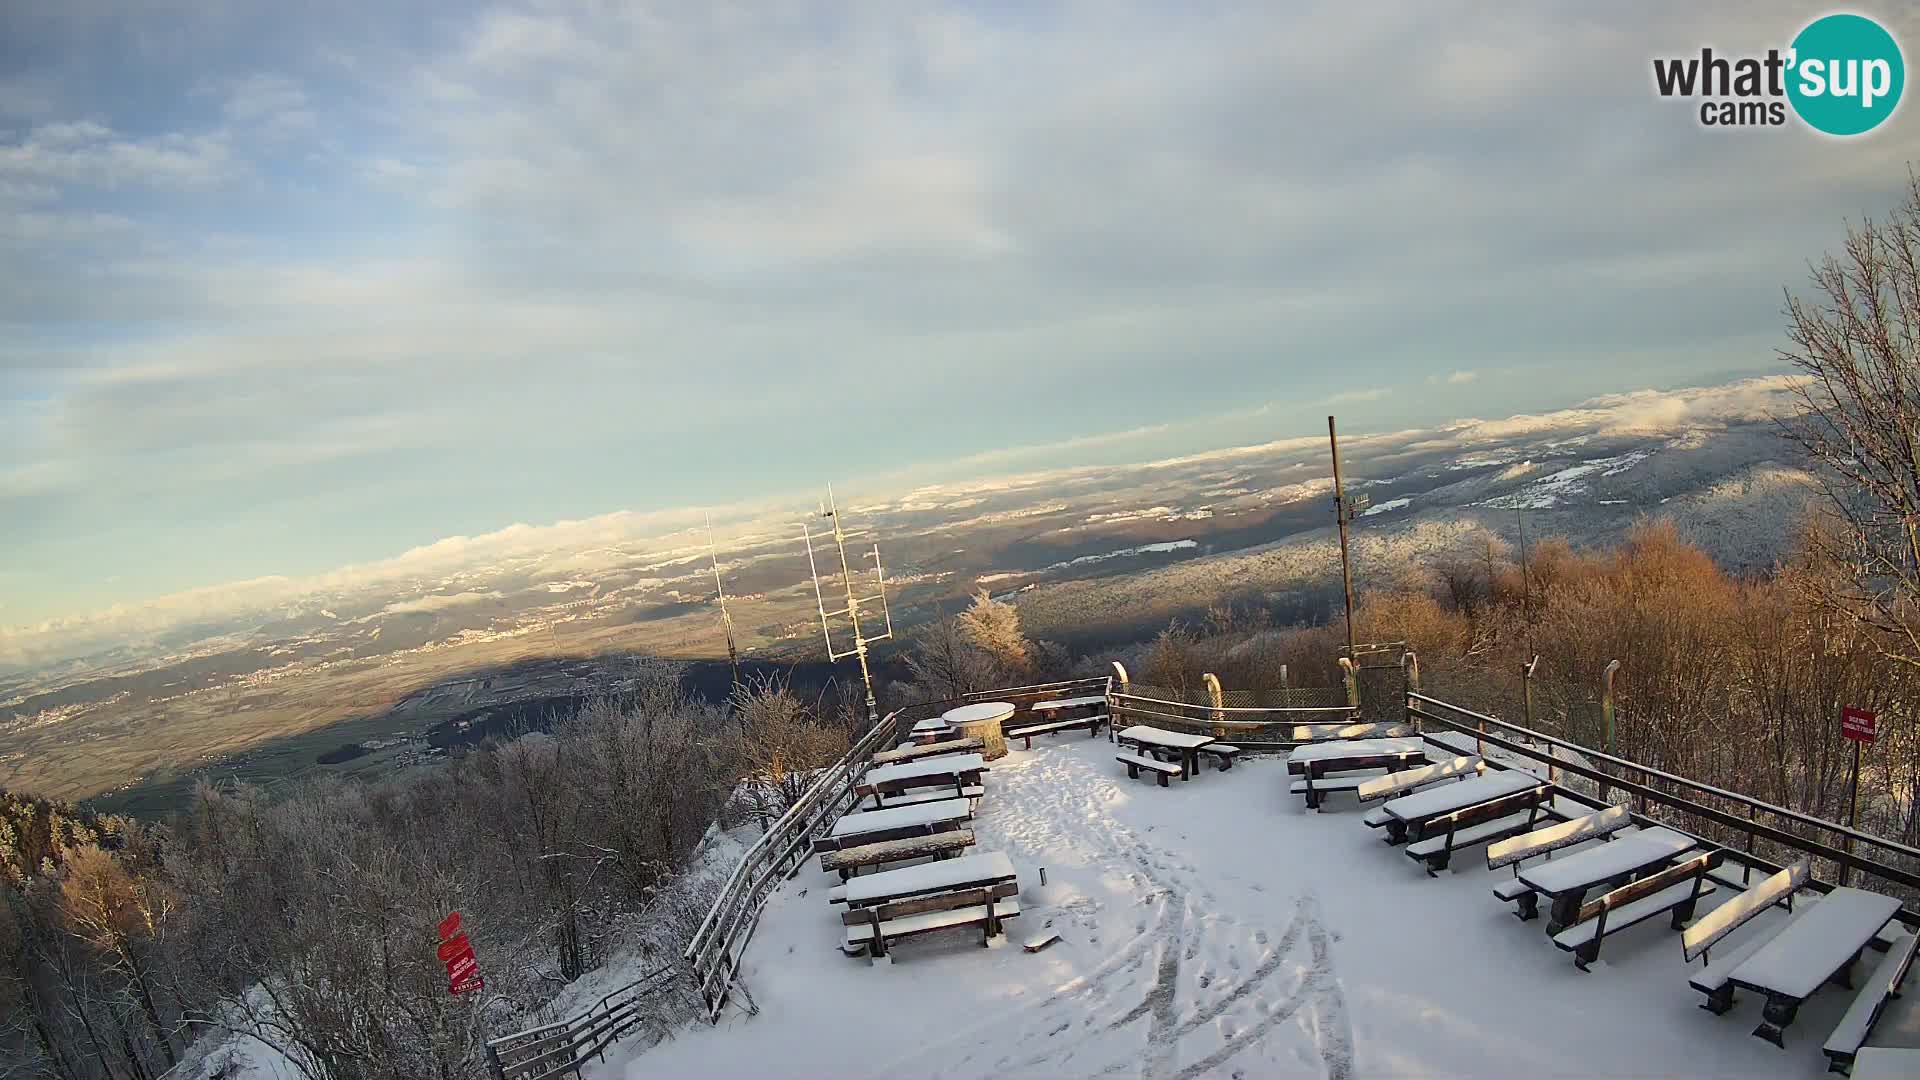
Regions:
[[1842, 706, 1877, 743], [437, 912, 482, 996]]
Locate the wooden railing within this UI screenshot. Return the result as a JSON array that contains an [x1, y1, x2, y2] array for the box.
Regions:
[[1408, 691, 1920, 922], [484, 965, 680, 1080], [1107, 688, 1358, 750], [679, 676, 1112, 1021]]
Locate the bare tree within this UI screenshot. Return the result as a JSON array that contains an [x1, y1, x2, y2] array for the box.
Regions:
[[1781, 170, 1920, 667]]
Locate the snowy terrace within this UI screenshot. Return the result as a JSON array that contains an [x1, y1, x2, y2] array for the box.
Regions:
[[601, 713, 1916, 1078]]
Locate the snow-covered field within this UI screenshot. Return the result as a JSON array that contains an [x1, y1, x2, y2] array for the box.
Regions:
[[608, 737, 1854, 1079]]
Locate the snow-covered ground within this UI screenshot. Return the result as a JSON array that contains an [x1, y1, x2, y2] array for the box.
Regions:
[[608, 737, 1856, 1079]]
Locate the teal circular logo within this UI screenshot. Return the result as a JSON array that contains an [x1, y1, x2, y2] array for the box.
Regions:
[[1787, 13, 1905, 136]]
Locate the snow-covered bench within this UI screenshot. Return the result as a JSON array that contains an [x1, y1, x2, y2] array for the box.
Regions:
[[1552, 849, 1721, 972], [1005, 713, 1108, 749], [870, 737, 985, 767], [819, 828, 977, 881], [842, 886, 1020, 959], [1116, 750, 1183, 786], [1824, 931, 1919, 1074], [1357, 754, 1480, 806], [1405, 783, 1552, 876], [1681, 859, 1809, 1013], [1199, 744, 1241, 770]]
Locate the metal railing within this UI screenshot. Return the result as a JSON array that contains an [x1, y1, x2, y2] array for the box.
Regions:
[[485, 965, 680, 1080], [679, 676, 1111, 1021], [1408, 691, 1920, 922]]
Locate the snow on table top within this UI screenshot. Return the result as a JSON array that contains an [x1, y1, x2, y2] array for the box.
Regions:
[[842, 850, 1017, 906], [1381, 768, 1538, 822], [1029, 695, 1106, 712], [1856, 1047, 1920, 1080], [942, 701, 1016, 725], [1118, 724, 1216, 749], [827, 798, 971, 837], [1289, 737, 1425, 764], [863, 753, 986, 787], [1517, 828, 1694, 896], [1728, 887, 1902, 1000], [911, 716, 956, 733]]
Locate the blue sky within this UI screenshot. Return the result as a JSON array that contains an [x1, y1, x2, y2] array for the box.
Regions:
[[2, 1, 1917, 629]]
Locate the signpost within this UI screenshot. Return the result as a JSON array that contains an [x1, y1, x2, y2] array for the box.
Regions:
[[438, 911, 484, 995], [1839, 707, 1877, 886]]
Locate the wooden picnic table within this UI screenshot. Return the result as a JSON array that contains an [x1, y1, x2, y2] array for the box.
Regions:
[[1027, 694, 1106, 714], [1116, 725, 1216, 782], [842, 850, 1018, 909], [1377, 769, 1541, 844], [856, 753, 987, 809], [1288, 737, 1425, 766], [820, 798, 972, 850], [1726, 886, 1903, 1047], [1516, 827, 1695, 931], [910, 715, 957, 745]]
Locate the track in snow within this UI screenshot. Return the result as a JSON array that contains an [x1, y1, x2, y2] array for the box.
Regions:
[[855, 748, 1351, 1079]]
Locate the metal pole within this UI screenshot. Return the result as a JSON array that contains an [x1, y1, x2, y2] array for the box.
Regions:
[[1842, 737, 1862, 887], [1328, 416, 1357, 659], [707, 515, 741, 692], [1601, 659, 1621, 802], [1523, 655, 1543, 780]]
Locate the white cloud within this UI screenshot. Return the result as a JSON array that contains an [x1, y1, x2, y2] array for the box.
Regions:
[[1429, 370, 1478, 385]]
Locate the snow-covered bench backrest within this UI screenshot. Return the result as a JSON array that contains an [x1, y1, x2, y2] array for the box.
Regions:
[[1357, 754, 1479, 801], [1487, 805, 1630, 870], [1681, 858, 1809, 964]]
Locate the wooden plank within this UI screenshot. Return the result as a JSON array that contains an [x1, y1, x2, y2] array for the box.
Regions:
[[1573, 849, 1721, 926], [871, 738, 985, 766], [820, 829, 976, 874], [841, 882, 1017, 925]]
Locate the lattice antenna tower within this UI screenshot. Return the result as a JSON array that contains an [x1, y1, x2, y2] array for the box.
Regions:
[[706, 514, 741, 692], [801, 484, 894, 722]]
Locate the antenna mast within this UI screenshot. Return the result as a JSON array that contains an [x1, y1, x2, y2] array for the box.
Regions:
[[1328, 416, 1365, 658], [802, 484, 894, 723], [706, 515, 741, 692]]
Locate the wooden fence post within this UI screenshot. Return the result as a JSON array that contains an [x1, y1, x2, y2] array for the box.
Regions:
[[1203, 673, 1225, 736]]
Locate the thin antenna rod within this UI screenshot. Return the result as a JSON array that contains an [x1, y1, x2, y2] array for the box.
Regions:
[[1329, 415, 1358, 658], [801, 484, 894, 724], [707, 514, 741, 692]]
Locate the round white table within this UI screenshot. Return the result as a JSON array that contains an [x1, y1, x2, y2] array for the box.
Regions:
[[942, 701, 1015, 761]]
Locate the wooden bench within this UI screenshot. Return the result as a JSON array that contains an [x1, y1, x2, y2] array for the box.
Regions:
[[1683, 860, 1810, 1012], [1116, 751, 1183, 786], [1200, 743, 1241, 770], [1485, 806, 1632, 915], [819, 828, 977, 881], [1552, 849, 1721, 972], [1005, 714, 1108, 749], [1357, 755, 1481, 806], [1405, 785, 1551, 876], [1824, 932, 1919, 1074], [1291, 745, 1425, 810], [870, 737, 985, 767], [841, 885, 1020, 959]]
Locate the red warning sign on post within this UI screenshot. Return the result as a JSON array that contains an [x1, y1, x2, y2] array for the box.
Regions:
[[437, 912, 484, 995], [1842, 706, 1876, 743]]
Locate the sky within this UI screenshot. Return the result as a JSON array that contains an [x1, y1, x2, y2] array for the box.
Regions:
[[2, 1, 1917, 630]]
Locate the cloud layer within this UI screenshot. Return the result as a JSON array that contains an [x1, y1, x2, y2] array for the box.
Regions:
[[1, 2, 1914, 628]]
